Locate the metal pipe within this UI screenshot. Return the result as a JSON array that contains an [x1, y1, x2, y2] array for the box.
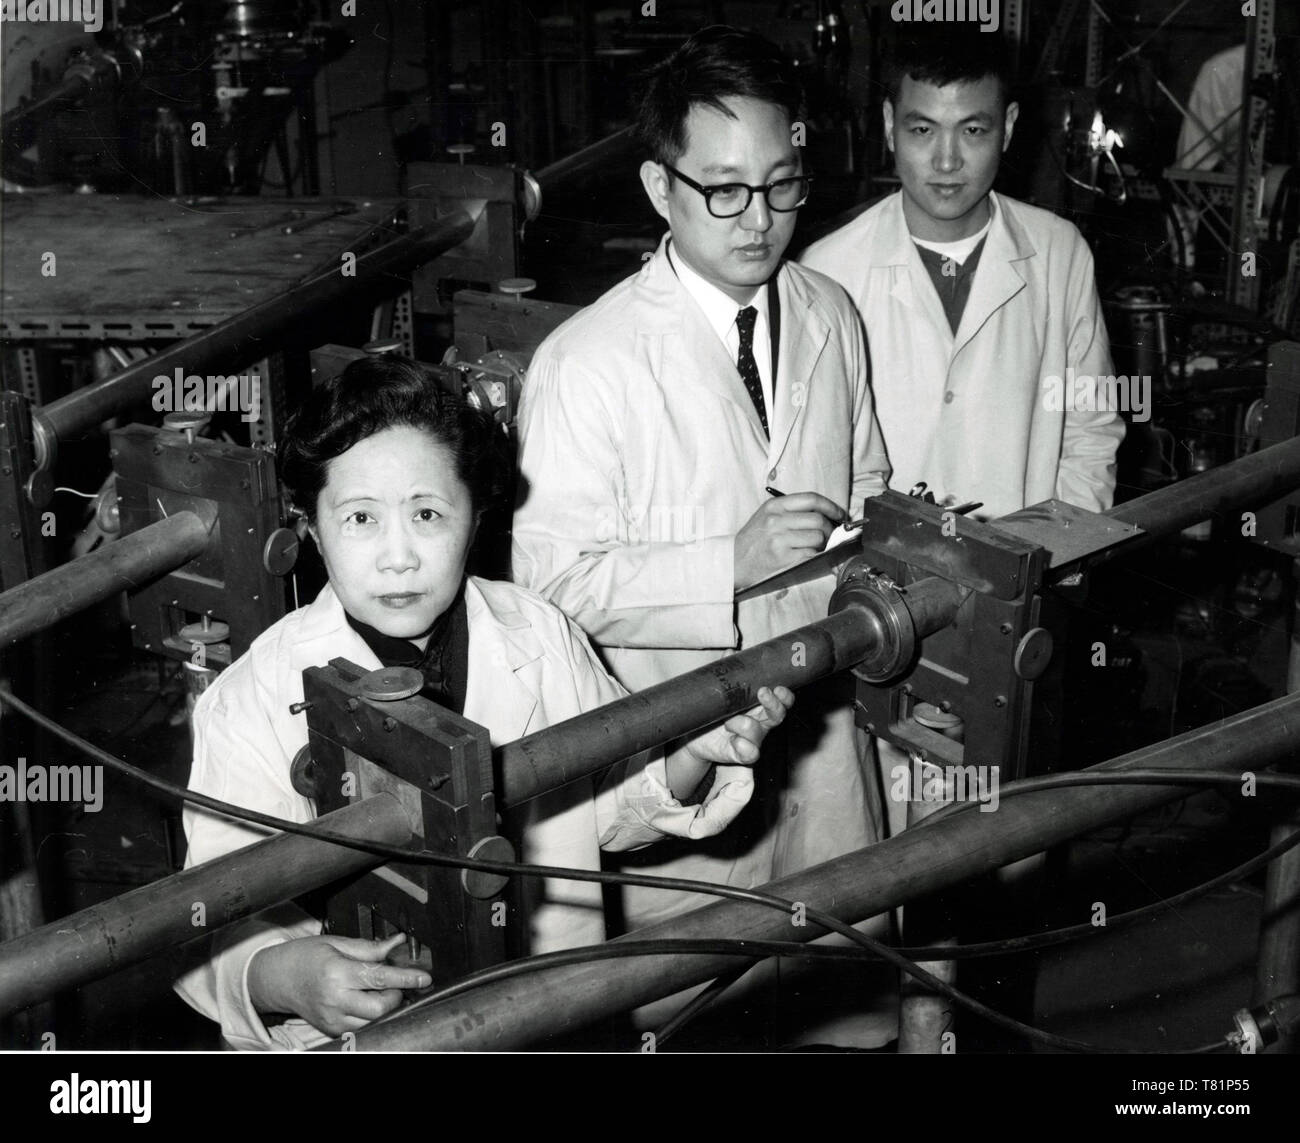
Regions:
[[33, 211, 477, 461], [0, 511, 209, 652], [348, 690, 1300, 1050], [1104, 436, 1300, 541], [497, 576, 966, 807], [0, 794, 412, 1018], [532, 127, 637, 196]]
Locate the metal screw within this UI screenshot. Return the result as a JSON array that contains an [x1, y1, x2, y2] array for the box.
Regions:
[[346, 698, 359, 712], [288, 700, 313, 715], [382, 717, 397, 732], [994, 695, 1007, 708], [999, 622, 1013, 635]]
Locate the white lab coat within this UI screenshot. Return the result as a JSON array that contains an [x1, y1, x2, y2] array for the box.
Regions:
[[173, 576, 755, 1050], [512, 236, 891, 933], [801, 190, 1124, 520]]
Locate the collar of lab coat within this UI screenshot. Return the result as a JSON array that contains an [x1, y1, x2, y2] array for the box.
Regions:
[[637, 233, 831, 459], [873, 190, 1033, 358], [295, 577, 545, 742]]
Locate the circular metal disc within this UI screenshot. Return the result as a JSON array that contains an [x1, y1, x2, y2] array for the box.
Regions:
[[461, 835, 516, 899], [356, 666, 424, 701], [262, 527, 300, 576], [289, 745, 318, 799], [179, 619, 231, 644], [1014, 627, 1055, 681]]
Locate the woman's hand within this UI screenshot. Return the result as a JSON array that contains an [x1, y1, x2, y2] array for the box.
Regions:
[[248, 932, 431, 1039], [684, 685, 795, 767]]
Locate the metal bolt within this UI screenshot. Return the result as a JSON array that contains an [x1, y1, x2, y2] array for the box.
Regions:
[[994, 695, 1007, 708], [382, 717, 397, 732], [346, 698, 359, 712], [999, 622, 1013, 635], [288, 700, 313, 715]]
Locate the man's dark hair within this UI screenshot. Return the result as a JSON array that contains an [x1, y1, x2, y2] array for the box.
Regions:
[[883, 28, 1015, 106], [632, 25, 803, 167], [279, 355, 510, 523]]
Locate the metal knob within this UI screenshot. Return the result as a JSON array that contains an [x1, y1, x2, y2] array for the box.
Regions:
[[355, 666, 424, 702], [498, 277, 536, 298], [163, 410, 211, 444]]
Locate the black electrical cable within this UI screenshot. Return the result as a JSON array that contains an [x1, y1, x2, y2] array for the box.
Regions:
[[371, 935, 1228, 1056], [0, 688, 1258, 1053], [895, 820, 1300, 961], [919, 768, 1300, 830], [653, 963, 754, 1048]]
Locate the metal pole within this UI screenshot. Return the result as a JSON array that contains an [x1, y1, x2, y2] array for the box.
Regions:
[[530, 128, 638, 208], [0, 794, 412, 1018], [0, 511, 210, 652], [1103, 436, 1300, 541], [497, 576, 965, 807], [32, 211, 477, 462], [347, 690, 1300, 1050]]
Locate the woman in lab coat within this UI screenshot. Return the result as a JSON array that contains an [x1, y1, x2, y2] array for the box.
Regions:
[[173, 355, 792, 1050]]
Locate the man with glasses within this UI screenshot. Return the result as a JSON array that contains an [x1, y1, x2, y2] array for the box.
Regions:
[[512, 25, 894, 1047]]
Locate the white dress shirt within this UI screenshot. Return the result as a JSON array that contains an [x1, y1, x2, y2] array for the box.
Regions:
[[668, 241, 774, 420]]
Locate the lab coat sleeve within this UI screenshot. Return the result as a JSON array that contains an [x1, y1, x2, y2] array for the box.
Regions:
[[555, 612, 755, 850], [846, 304, 891, 515], [172, 676, 323, 1051], [1055, 242, 1126, 513], [513, 346, 738, 650]]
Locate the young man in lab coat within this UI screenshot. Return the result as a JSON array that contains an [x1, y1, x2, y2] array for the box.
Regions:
[[513, 26, 895, 1044], [801, 30, 1124, 842], [801, 29, 1124, 522]]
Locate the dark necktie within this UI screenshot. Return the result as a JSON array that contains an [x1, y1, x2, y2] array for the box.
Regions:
[[735, 305, 769, 438]]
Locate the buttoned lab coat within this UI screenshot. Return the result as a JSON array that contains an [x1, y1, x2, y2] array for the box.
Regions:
[[173, 576, 755, 1050], [512, 236, 891, 931], [801, 191, 1124, 520]]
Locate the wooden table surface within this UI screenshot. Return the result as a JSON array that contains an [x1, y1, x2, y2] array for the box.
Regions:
[[0, 193, 406, 341]]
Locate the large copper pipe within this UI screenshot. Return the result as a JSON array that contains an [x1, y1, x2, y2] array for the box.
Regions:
[[0, 511, 209, 651], [497, 575, 966, 806], [0, 794, 412, 1017], [1104, 436, 1300, 541], [347, 690, 1300, 1050]]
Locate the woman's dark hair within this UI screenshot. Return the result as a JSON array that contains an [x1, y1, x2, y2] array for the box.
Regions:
[[632, 25, 803, 168], [278, 355, 510, 522]]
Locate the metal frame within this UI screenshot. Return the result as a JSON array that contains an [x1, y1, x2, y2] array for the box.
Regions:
[[111, 424, 287, 665]]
